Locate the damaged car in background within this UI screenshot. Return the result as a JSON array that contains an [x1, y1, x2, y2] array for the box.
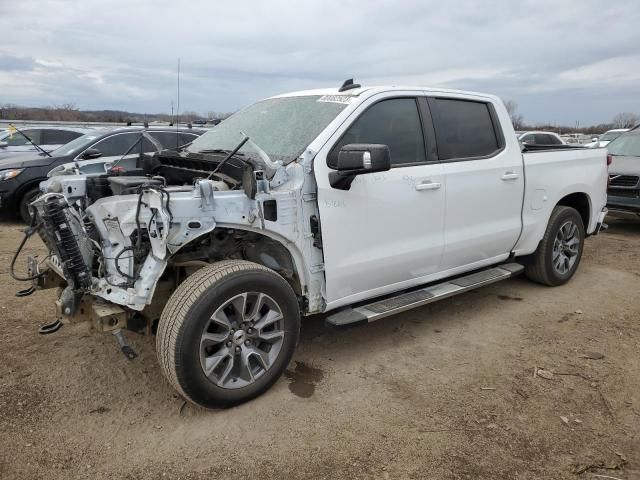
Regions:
[[12, 81, 608, 408]]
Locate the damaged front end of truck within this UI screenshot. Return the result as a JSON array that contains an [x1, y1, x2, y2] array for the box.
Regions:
[[17, 134, 312, 356], [12, 93, 350, 385]]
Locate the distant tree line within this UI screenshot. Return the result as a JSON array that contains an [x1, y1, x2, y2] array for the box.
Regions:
[[2, 100, 638, 134], [0, 103, 234, 124], [503, 99, 639, 134]]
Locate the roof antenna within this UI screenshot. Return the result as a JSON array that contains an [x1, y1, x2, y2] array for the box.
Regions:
[[176, 57, 181, 149], [338, 78, 361, 92]]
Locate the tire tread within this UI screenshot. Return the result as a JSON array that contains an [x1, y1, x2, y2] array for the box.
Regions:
[[524, 206, 583, 286], [156, 260, 277, 403]]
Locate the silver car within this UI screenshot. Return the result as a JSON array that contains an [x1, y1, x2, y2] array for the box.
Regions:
[[0, 126, 93, 158]]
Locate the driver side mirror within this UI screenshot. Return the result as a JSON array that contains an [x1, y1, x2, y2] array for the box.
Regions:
[[0, 141, 7, 148], [81, 148, 102, 160], [329, 143, 391, 190]]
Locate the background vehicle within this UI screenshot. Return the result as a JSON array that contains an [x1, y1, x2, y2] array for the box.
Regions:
[[0, 126, 204, 221], [584, 128, 629, 148], [19, 84, 607, 408], [605, 126, 640, 215], [516, 130, 565, 146], [0, 126, 91, 158]]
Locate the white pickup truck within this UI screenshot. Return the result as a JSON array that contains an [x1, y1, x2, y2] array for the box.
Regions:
[[17, 81, 608, 408]]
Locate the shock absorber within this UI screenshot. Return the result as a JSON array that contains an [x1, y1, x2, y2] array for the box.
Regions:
[[41, 199, 92, 290]]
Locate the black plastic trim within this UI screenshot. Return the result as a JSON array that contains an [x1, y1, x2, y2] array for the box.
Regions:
[[263, 199, 277, 221], [417, 97, 439, 162]]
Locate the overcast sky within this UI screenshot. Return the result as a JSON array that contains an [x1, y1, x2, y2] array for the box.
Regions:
[[1, 0, 639, 125]]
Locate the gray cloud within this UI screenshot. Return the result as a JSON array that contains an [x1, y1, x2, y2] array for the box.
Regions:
[[0, 0, 639, 125], [0, 54, 36, 71]]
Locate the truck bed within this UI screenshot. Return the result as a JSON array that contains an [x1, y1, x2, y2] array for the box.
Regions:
[[514, 147, 608, 255]]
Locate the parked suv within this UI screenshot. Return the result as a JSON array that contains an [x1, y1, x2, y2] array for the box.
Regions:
[[0, 126, 204, 221], [585, 128, 629, 148], [0, 126, 92, 158], [606, 126, 640, 215]]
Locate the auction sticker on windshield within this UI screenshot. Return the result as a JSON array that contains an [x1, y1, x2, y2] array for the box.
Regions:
[[317, 95, 353, 104]]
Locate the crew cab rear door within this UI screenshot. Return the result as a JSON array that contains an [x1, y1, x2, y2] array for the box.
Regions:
[[427, 96, 524, 271], [314, 92, 445, 310]]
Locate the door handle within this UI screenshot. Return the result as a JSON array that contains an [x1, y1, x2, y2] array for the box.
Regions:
[[415, 181, 441, 191], [501, 172, 520, 181]]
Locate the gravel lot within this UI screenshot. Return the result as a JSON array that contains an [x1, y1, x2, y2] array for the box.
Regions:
[[0, 217, 638, 479]]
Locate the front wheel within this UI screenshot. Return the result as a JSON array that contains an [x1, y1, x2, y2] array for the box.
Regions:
[[156, 260, 300, 408], [524, 206, 585, 286], [19, 187, 41, 224]]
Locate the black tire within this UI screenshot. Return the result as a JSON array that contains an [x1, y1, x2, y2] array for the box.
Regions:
[[19, 187, 40, 224], [156, 260, 300, 408], [524, 206, 585, 286]]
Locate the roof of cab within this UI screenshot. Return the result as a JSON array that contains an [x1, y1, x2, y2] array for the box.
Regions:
[[95, 126, 206, 134], [269, 85, 499, 102]]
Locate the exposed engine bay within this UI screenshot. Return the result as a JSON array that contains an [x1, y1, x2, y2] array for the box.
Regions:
[[23, 146, 310, 334]]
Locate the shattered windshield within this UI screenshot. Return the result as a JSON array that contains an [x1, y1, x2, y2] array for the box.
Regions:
[[186, 95, 350, 163]]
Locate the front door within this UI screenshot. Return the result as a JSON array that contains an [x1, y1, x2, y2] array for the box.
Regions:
[[314, 94, 446, 311]]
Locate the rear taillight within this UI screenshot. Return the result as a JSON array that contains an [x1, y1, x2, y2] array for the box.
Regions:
[[607, 154, 613, 166]]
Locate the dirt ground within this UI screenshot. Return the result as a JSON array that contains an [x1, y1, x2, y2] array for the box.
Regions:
[[0, 216, 638, 480]]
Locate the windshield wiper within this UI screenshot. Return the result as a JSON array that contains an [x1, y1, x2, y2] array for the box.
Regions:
[[176, 141, 194, 152], [207, 135, 250, 179], [196, 148, 245, 156], [8, 124, 52, 158]]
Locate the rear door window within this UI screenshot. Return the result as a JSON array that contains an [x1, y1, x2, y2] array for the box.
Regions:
[[149, 131, 200, 150], [534, 134, 554, 145], [43, 129, 83, 145], [329, 98, 427, 166], [91, 133, 145, 157], [428, 98, 500, 160]]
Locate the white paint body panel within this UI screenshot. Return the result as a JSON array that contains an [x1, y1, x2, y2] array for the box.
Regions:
[[513, 147, 608, 255]]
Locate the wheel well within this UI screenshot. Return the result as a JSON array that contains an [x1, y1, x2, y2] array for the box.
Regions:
[[16, 179, 44, 204], [557, 192, 590, 229], [168, 227, 302, 296]]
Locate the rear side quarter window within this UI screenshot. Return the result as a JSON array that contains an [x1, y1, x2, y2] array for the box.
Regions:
[[427, 98, 503, 160], [5, 129, 41, 146]]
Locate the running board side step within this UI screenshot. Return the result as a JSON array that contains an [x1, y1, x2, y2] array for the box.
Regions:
[[325, 263, 524, 328]]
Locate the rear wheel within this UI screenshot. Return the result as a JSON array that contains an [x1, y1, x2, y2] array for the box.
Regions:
[[19, 187, 40, 223], [524, 206, 585, 286], [156, 260, 300, 408]]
